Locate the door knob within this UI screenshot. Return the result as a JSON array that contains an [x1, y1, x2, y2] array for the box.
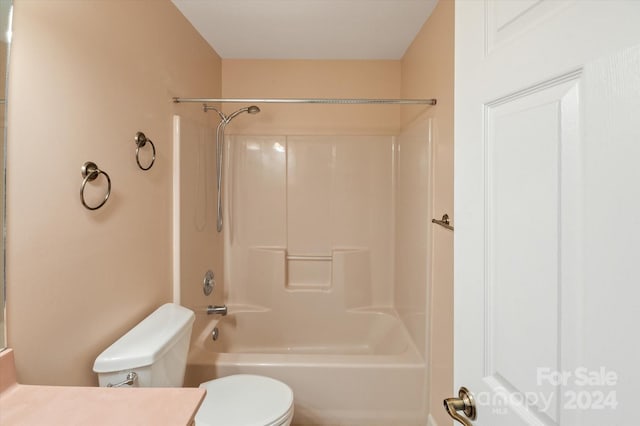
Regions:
[[444, 387, 477, 426]]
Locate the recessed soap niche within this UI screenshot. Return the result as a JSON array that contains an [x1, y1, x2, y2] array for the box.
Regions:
[[246, 247, 373, 310], [286, 255, 332, 290]]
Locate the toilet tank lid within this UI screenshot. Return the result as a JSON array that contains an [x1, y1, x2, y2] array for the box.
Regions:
[[93, 303, 195, 373]]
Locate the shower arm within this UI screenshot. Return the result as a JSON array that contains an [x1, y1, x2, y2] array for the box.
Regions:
[[204, 104, 227, 122], [205, 104, 253, 124]]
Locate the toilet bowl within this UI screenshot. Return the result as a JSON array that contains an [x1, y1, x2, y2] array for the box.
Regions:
[[197, 374, 293, 426], [93, 303, 294, 426]]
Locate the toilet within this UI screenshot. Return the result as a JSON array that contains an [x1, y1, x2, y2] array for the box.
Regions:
[[93, 303, 294, 426]]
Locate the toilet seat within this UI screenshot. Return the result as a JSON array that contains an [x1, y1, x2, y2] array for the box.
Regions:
[[196, 374, 294, 426]]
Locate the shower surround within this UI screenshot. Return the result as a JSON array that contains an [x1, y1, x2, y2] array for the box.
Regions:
[[184, 126, 432, 425], [225, 135, 394, 310]]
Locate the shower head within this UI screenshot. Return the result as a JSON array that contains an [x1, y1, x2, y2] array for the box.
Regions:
[[203, 104, 260, 123], [226, 105, 261, 123]]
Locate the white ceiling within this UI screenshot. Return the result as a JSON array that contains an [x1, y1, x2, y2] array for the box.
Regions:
[[171, 0, 439, 60]]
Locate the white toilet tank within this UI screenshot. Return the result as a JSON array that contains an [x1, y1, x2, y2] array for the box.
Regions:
[[93, 303, 195, 388]]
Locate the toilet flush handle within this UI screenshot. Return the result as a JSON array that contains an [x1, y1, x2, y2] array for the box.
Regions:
[[107, 372, 138, 387]]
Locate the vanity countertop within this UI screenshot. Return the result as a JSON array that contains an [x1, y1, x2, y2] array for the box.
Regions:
[[0, 349, 206, 426]]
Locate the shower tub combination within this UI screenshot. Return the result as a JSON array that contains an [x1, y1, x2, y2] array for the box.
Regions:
[[174, 99, 434, 424], [186, 309, 426, 425]]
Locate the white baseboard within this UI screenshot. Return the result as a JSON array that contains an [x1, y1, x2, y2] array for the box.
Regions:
[[427, 413, 438, 426]]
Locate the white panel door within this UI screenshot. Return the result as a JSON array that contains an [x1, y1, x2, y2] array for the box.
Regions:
[[454, 1, 640, 425]]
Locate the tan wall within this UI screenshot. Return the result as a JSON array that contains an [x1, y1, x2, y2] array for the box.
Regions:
[[400, 0, 455, 424], [6, 0, 221, 386], [222, 59, 401, 135]]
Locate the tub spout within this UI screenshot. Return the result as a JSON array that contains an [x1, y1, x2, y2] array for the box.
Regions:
[[207, 305, 227, 316]]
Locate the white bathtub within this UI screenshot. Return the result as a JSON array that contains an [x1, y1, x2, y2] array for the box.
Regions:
[[186, 309, 427, 425]]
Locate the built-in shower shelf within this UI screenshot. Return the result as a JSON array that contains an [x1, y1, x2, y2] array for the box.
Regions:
[[247, 247, 373, 308], [286, 253, 333, 290]]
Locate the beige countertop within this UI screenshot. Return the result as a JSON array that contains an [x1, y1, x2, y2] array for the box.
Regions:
[[0, 349, 206, 426]]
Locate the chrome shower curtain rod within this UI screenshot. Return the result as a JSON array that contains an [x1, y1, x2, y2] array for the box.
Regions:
[[172, 97, 436, 105]]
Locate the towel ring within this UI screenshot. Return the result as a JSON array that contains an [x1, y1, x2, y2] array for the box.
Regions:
[[134, 131, 156, 171], [80, 161, 111, 211]]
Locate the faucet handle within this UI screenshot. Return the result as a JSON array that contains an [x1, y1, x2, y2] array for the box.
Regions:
[[206, 305, 228, 316], [107, 372, 138, 387], [203, 270, 215, 296]]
